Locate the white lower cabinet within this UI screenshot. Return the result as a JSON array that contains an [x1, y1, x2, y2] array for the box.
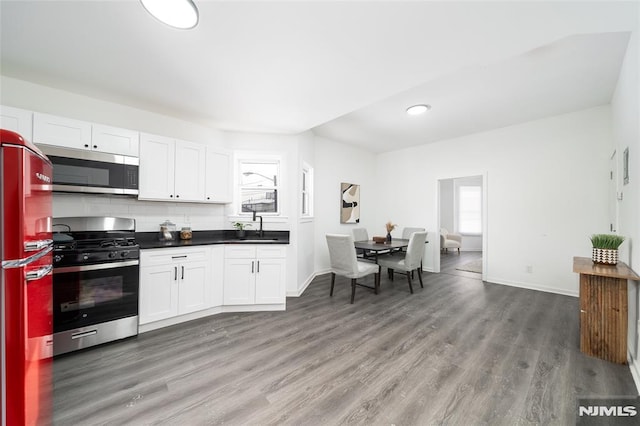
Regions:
[[224, 245, 286, 305], [139, 247, 213, 325]]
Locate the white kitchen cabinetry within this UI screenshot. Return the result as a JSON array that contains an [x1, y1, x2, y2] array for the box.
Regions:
[[0, 105, 33, 141], [174, 140, 206, 201], [205, 148, 232, 203], [138, 133, 206, 202], [139, 247, 212, 325], [224, 245, 286, 305], [33, 112, 139, 156], [33, 112, 92, 150], [91, 124, 139, 156]]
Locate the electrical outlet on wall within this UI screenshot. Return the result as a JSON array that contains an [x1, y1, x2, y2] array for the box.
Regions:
[[526, 265, 533, 273]]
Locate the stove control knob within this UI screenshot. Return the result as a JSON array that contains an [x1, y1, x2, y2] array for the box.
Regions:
[[83, 254, 89, 260], [121, 251, 129, 258], [108, 252, 117, 259], [54, 255, 63, 263]]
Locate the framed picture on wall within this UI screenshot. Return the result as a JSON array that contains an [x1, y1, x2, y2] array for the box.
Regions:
[[340, 183, 360, 224], [623, 147, 629, 185]]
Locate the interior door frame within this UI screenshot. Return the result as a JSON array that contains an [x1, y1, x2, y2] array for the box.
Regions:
[[434, 171, 488, 282]]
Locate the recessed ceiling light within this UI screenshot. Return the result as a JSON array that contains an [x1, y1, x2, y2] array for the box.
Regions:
[[141, 0, 199, 30], [406, 104, 431, 115]]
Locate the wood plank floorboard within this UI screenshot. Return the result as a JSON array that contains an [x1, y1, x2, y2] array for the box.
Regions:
[[54, 264, 638, 425]]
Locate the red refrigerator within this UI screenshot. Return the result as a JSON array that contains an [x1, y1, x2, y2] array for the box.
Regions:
[[0, 129, 53, 425]]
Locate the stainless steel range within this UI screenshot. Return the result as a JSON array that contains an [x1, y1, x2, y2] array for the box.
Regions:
[[52, 217, 139, 356]]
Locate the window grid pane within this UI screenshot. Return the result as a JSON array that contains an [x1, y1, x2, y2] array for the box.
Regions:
[[239, 160, 279, 214], [458, 186, 482, 234]]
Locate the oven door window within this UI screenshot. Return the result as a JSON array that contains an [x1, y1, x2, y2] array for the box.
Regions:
[[53, 264, 138, 332]]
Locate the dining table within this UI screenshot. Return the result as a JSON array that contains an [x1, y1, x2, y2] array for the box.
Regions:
[[354, 238, 410, 263]]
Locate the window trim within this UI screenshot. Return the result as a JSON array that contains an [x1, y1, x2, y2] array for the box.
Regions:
[[301, 162, 314, 218], [236, 156, 282, 217]]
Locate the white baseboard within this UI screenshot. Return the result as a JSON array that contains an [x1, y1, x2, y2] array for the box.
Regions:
[[486, 276, 579, 298], [139, 303, 285, 333], [287, 272, 316, 297]]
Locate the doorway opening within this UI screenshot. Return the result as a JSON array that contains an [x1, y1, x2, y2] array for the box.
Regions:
[[435, 174, 487, 281]]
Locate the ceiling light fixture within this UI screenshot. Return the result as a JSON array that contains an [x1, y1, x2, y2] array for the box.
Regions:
[[406, 104, 431, 115], [141, 0, 199, 30]]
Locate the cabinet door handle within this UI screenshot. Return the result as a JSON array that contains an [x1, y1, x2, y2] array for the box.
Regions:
[[257, 261, 260, 273], [174, 266, 177, 281], [172, 255, 187, 259], [251, 261, 254, 274], [181, 266, 184, 280]]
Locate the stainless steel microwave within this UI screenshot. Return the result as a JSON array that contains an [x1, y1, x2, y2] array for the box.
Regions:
[[38, 145, 138, 195]]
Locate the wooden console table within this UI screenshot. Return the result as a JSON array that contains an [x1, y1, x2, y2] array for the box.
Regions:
[[573, 256, 640, 364]]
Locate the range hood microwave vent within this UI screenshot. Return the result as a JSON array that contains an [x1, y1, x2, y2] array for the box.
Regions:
[[38, 145, 139, 196]]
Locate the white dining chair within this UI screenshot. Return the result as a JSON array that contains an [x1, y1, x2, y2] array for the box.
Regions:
[[401, 227, 426, 274], [402, 227, 425, 239], [377, 231, 428, 294], [326, 234, 380, 303], [352, 227, 375, 259]]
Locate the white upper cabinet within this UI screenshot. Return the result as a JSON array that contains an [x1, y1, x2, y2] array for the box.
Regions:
[[174, 139, 206, 202], [0, 105, 33, 141], [33, 112, 139, 157], [139, 133, 229, 204], [92, 124, 139, 156], [205, 148, 232, 203], [138, 133, 176, 200], [33, 112, 92, 150]]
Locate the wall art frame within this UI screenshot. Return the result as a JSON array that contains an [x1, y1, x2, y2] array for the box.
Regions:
[[340, 182, 360, 224]]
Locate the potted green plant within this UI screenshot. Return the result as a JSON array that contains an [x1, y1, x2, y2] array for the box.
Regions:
[[590, 234, 625, 265], [232, 222, 251, 238]]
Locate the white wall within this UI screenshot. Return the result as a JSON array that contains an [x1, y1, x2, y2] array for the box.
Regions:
[[0, 76, 226, 145], [314, 136, 377, 272], [296, 135, 316, 295], [611, 25, 640, 375], [374, 106, 613, 297]]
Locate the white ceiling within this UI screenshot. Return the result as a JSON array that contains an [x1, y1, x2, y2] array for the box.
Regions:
[[0, 1, 637, 152]]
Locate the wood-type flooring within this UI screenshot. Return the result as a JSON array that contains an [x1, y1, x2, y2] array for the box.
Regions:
[[54, 257, 637, 425]]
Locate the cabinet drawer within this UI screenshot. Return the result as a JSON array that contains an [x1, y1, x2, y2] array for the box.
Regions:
[[257, 245, 286, 259], [141, 247, 210, 266], [225, 245, 257, 259]]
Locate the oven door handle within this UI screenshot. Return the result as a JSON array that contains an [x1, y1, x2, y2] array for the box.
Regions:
[[53, 259, 139, 274]]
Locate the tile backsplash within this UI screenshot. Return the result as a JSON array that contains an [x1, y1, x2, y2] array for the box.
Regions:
[[53, 193, 229, 232]]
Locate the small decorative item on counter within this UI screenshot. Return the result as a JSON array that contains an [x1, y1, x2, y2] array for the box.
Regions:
[[385, 221, 397, 243], [232, 221, 251, 238], [180, 227, 192, 240], [590, 234, 625, 265], [159, 219, 177, 241]]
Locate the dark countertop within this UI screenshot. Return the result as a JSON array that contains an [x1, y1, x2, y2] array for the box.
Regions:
[[136, 230, 290, 250]]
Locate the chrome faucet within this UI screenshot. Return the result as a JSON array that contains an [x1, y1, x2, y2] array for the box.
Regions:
[[252, 211, 263, 237]]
